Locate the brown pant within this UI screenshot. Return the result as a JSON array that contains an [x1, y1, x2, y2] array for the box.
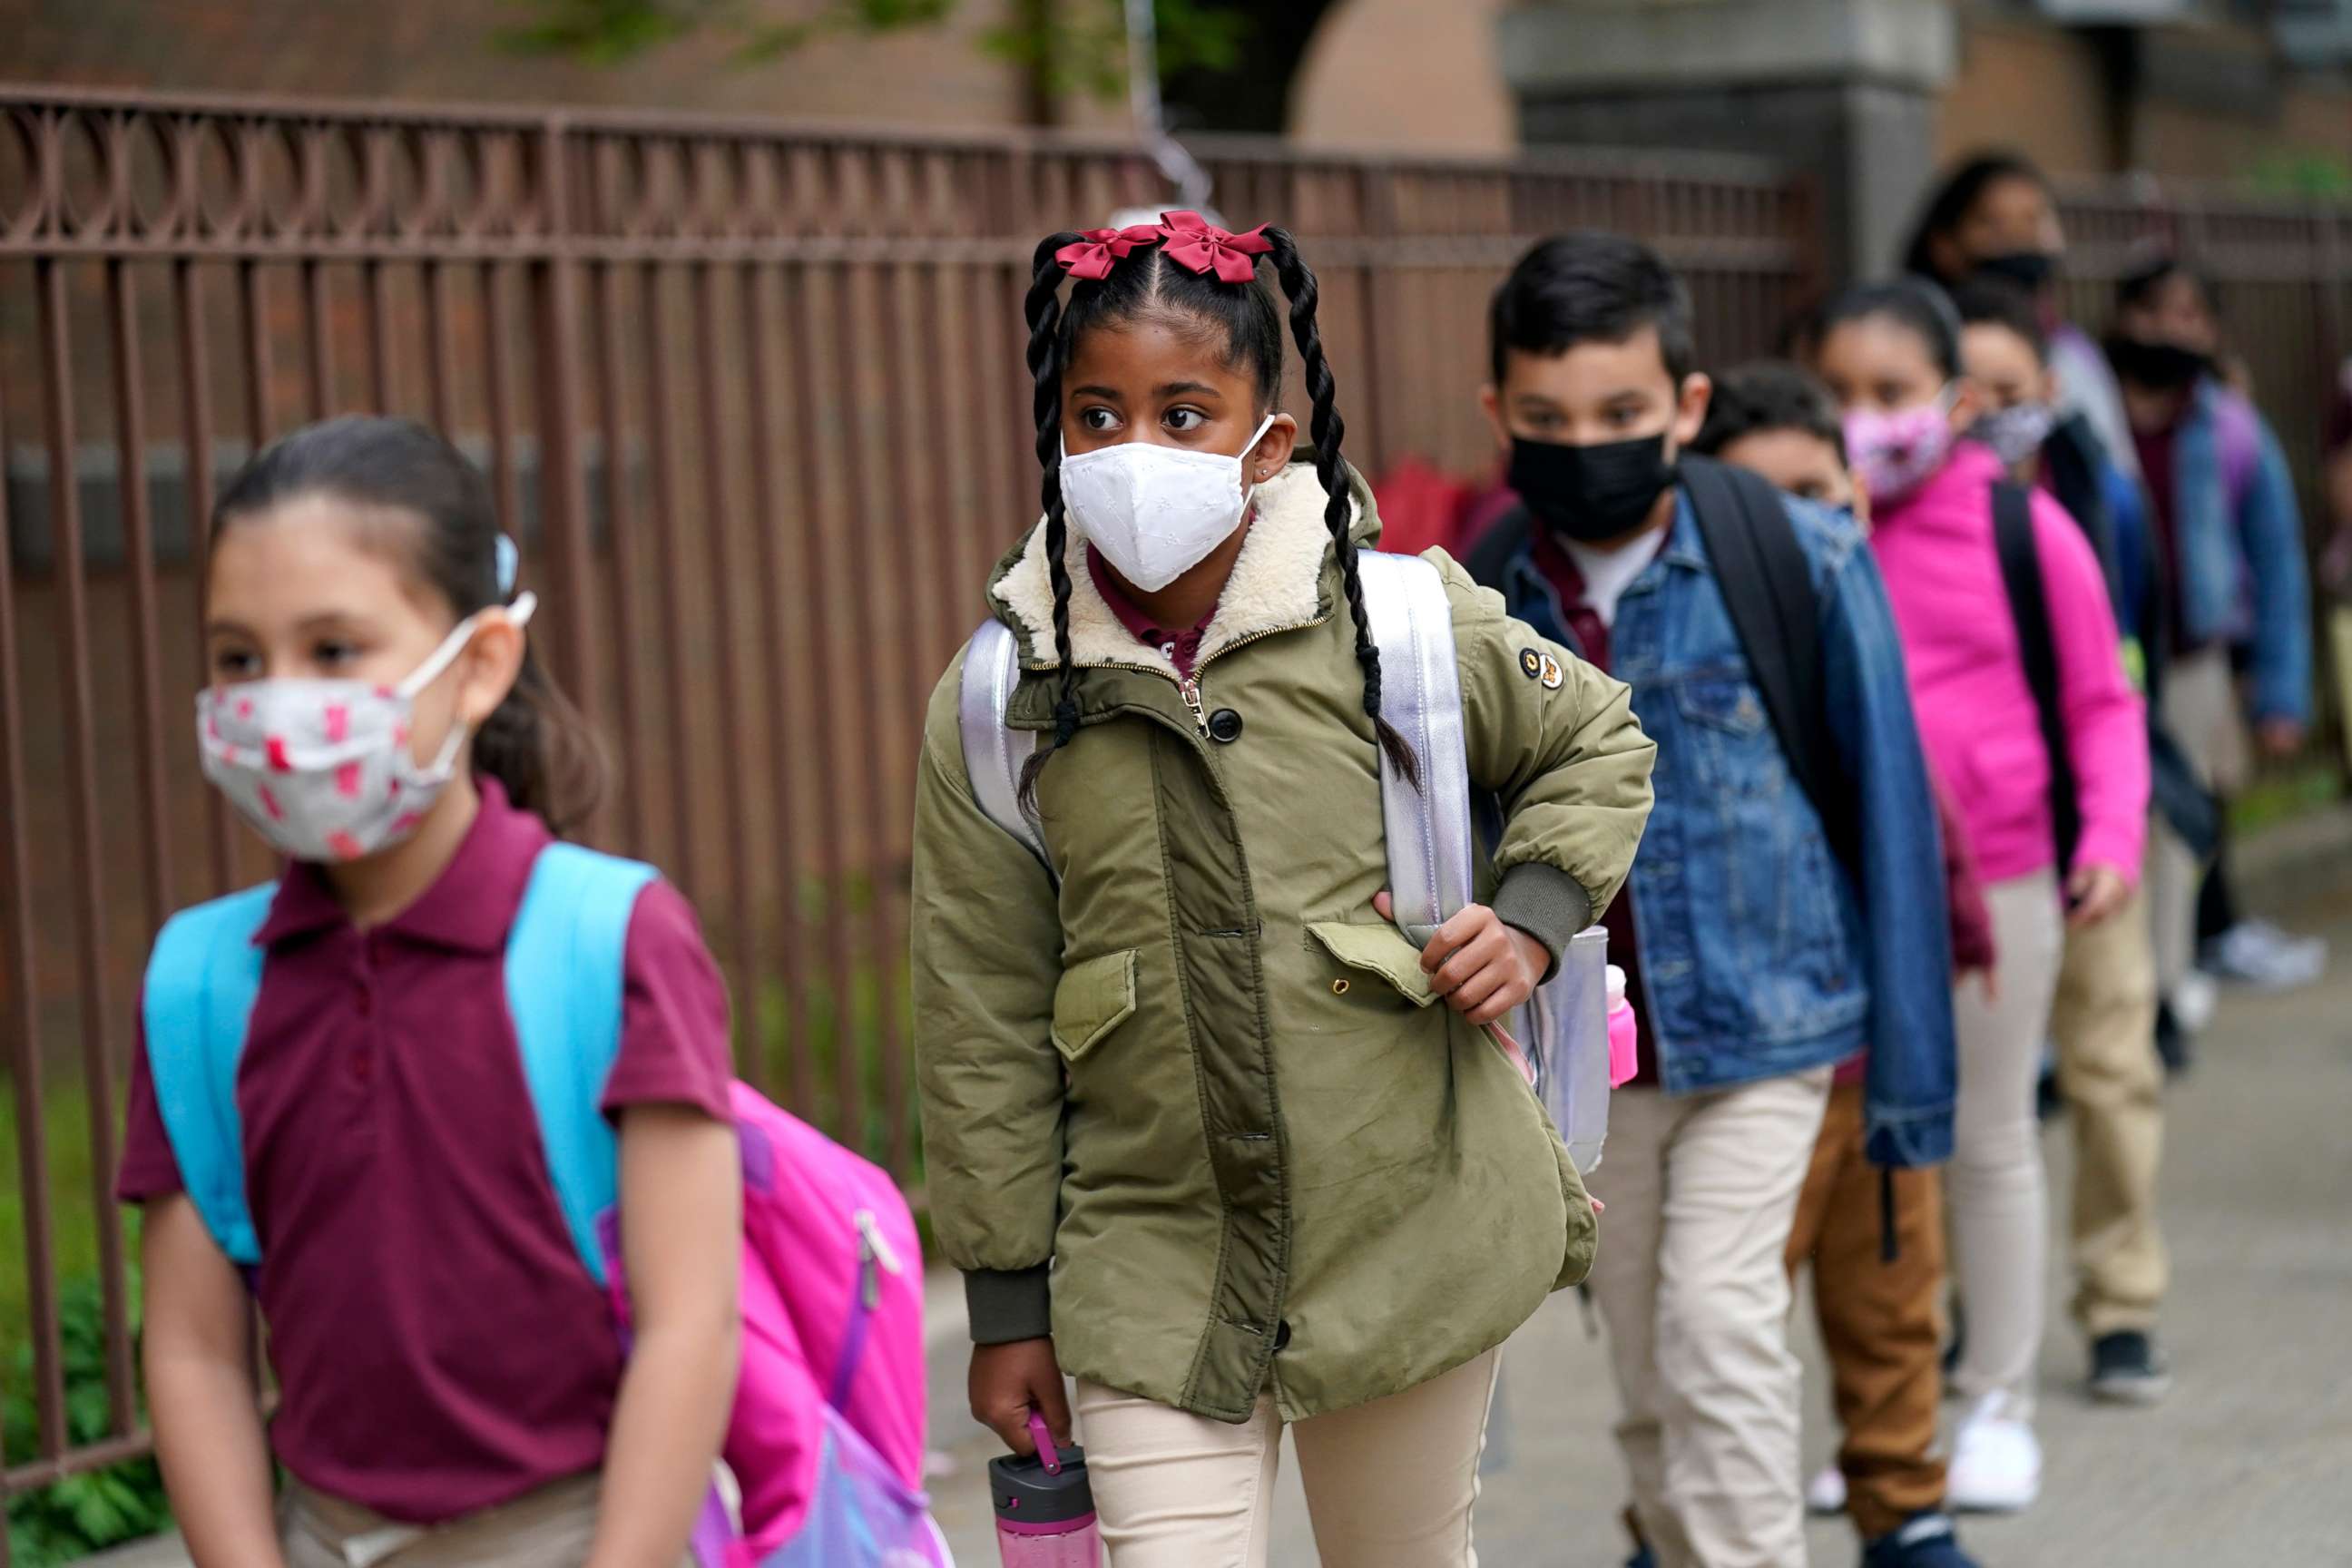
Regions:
[[1786, 1080, 1948, 1541], [2054, 883, 2167, 1337]]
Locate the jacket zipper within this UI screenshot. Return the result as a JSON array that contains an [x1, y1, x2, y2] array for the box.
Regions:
[[1028, 616, 1324, 743]]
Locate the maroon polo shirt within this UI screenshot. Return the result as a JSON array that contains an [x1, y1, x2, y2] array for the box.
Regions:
[[1087, 545, 1217, 677], [1526, 528, 1659, 1086], [118, 779, 734, 1524]]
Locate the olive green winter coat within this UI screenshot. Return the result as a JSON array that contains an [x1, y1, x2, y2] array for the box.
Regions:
[[910, 460, 1655, 1424]]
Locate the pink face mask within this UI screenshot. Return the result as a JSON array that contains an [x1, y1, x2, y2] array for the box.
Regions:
[[1843, 389, 1957, 506]]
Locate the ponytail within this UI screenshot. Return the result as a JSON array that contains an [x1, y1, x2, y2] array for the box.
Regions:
[[1018, 232, 1086, 812], [1262, 228, 1418, 789], [475, 643, 606, 838]]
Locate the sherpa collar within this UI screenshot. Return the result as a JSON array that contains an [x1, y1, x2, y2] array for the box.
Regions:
[[990, 460, 1370, 676]]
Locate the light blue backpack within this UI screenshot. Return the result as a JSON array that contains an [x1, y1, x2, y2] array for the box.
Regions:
[[142, 840, 654, 1280]]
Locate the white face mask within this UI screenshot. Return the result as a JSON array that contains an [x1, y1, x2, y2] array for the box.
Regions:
[[1060, 415, 1279, 592], [196, 594, 536, 863]]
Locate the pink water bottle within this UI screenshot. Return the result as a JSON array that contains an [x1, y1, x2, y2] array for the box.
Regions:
[[1605, 965, 1639, 1088], [991, 1411, 1101, 1566]]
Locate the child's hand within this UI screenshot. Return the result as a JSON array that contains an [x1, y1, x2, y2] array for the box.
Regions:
[[2065, 862, 2131, 929], [970, 1338, 1072, 1455], [1374, 893, 1549, 1026]]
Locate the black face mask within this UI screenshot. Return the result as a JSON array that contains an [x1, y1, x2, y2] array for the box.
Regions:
[[1974, 250, 2058, 291], [2106, 334, 2210, 392], [1510, 432, 1678, 544]]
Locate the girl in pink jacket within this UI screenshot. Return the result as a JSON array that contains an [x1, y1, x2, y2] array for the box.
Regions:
[[1816, 279, 2149, 1515]]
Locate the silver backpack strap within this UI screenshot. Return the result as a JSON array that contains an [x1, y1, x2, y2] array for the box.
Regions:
[[957, 619, 1052, 877], [1354, 552, 1477, 946]]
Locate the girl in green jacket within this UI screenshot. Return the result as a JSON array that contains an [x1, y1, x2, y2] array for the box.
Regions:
[[911, 212, 1655, 1568]]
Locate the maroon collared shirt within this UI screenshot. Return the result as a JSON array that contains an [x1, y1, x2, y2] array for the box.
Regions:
[[118, 779, 734, 1524], [1087, 545, 1218, 677]]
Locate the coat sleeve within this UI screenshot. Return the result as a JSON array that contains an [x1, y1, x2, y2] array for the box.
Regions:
[[1426, 550, 1656, 974], [1818, 531, 1955, 1169], [909, 652, 1067, 1344], [2239, 416, 2314, 726]]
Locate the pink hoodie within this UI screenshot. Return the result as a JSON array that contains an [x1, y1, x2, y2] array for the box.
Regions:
[[1868, 443, 2149, 887]]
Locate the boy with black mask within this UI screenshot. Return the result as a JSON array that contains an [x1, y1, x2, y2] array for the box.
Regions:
[[1465, 234, 1958, 1568]]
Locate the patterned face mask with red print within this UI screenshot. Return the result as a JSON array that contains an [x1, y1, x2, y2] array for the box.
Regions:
[[196, 593, 536, 863]]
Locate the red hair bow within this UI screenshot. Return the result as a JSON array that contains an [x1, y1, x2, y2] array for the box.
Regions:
[[1156, 210, 1273, 284], [1054, 224, 1163, 281]]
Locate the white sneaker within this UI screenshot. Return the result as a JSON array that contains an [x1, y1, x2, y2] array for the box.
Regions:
[[2204, 920, 2328, 992], [1945, 1394, 2041, 1513], [2170, 969, 2220, 1034], [1806, 1463, 1847, 1514]]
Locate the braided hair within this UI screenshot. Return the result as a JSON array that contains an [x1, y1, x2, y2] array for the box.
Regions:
[[1016, 223, 1416, 807]]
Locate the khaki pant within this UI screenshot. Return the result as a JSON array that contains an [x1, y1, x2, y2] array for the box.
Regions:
[[1073, 1349, 1501, 1568], [1589, 1067, 1833, 1568], [1946, 871, 2065, 1416], [1785, 1081, 1948, 1542], [2052, 883, 2168, 1337], [2147, 647, 2248, 1001], [279, 1474, 692, 1568]]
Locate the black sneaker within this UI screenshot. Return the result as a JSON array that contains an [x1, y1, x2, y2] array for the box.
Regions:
[[2154, 1002, 2192, 1076], [2090, 1329, 2172, 1404], [1861, 1512, 1979, 1568]]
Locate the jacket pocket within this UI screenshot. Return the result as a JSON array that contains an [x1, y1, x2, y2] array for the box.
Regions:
[[1307, 921, 1439, 1008], [1051, 949, 1139, 1062]]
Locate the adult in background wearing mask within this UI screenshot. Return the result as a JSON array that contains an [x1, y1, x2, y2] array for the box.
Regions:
[[2110, 256, 2320, 1024], [1904, 151, 2139, 487]]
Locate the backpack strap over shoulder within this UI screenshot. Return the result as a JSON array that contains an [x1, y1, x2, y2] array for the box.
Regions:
[[1992, 481, 2083, 872], [957, 619, 1052, 878], [142, 885, 278, 1266], [1680, 456, 1858, 871], [505, 842, 660, 1288], [1355, 552, 1477, 946]]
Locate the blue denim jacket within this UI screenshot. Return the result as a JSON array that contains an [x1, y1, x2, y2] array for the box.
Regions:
[[1488, 490, 1955, 1168], [2171, 380, 2312, 724]]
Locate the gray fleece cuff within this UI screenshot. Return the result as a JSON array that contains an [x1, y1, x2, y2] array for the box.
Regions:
[[965, 1265, 1054, 1345], [1493, 862, 1595, 983]]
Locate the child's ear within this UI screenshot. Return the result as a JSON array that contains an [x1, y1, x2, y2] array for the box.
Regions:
[[456, 613, 527, 730], [1671, 372, 1713, 450], [1948, 377, 1986, 436], [1250, 412, 1298, 482], [1478, 384, 1509, 452]]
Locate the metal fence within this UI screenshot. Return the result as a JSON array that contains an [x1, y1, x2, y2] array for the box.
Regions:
[[0, 83, 1819, 1506]]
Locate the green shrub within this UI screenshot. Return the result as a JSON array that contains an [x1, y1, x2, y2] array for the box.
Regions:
[[5, 1279, 172, 1566]]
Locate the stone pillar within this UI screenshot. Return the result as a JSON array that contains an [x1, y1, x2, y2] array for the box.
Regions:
[[1500, 0, 1959, 282]]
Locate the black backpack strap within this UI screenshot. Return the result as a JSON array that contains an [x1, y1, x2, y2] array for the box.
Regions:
[[1463, 503, 1534, 590], [1680, 456, 1857, 870], [1992, 481, 2082, 874]]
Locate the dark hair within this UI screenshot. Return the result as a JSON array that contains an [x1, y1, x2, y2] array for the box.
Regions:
[[1951, 275, 2049, 363], [1901, 151, 2053, 284], [1488, 231, 1695, 387], [209, 415, 606, 837], [2116, 251, 2217, 318], [1691, 361, 1847, 464], [1018, 230, 1414, 805], [1818, 278, 1965, 381]]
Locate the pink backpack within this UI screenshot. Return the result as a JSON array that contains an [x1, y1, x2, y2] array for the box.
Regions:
[[604, 1084, 948, 1567]]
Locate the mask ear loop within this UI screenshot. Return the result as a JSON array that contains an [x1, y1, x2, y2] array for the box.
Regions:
[[1236, 411, 1281, 517], [393, 591, 540, 784]]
